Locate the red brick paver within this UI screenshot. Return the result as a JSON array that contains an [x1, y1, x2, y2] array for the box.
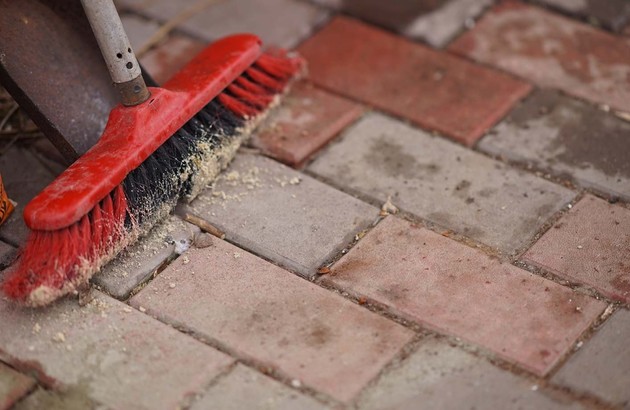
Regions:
[[323, 217, 606, 376], [449, 1, 630, 113], [130, 244, 413, 403], [252, 82, 363, 168], [0, 362, 35, 410], [523, 195, 630, 303], [298, 16, 531, 145]]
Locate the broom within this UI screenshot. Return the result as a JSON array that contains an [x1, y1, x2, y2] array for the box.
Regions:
[[1, 0, 304, 306]]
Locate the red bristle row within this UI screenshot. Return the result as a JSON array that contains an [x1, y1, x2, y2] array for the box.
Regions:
[[254, 53, 302, 79], [218, 51, 303, 119], [2, 185, 130, 305]]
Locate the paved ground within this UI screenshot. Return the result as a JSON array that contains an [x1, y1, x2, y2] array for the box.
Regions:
[[1, 0, 629, 409]]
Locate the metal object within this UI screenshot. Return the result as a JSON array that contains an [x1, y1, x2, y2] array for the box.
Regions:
[[0, 0, 120, 162], [80, 0, 150, 106]]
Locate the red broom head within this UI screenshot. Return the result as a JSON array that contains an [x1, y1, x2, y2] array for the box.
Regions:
[[2, 35, 305, 306]]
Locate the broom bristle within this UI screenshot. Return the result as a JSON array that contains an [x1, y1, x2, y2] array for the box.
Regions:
[[2, 51, 304, 306]]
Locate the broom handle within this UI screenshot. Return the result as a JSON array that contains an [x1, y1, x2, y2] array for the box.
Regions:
[[80, 0, 150, 106]]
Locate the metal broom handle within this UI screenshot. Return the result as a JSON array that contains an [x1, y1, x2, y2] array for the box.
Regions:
[[80, 0, 150, 106]]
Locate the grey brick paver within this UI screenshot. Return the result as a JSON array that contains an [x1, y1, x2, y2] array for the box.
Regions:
[[325, 216, 606, 376], [534, 0, 630, 32], [309, 113, 575, 254], [120, 14, 159, 52], [120, 0, 328, 49], [480, 90, 630, 201], [552, 309, 630, 407], [0, 362, 35, 410], [130, 243, 414, 403], [184, 154, 378, 277], [403, 0, 494, 47], [191, 364, 329, 410], [14, 388, 107, 410], [358, 338, 585, 410], [0, 291, 232, 410], [93, 216, 199, 299]]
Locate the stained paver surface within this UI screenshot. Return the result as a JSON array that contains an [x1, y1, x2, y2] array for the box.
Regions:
[[1, 0, 628, 408], [359, 338, 585, 410], [184, 154, 378, 277], [523, 195, 630, 303], [130, 243, 413, 403], [191, 364, 328, 410], [480, 90, 630, 200], [309, 113, 575, 254], [552, 308, 630, 407], [449, 1, 630, 113], [252, 81, 363, 168], [324, 216, 605, 376], [299, 16, 531, 145], [0, 292, 232, 410]]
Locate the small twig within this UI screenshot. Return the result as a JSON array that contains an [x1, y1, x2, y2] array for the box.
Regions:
[[136, 0, 224, 57], [181, 212, 225, 239]]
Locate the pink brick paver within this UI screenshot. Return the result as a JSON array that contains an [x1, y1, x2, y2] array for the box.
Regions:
[[252, 81, 364, 168], [523, 195, 630, 303], [140, 34, 206, 84], [449, 1, 630, 113], [0, 362, 35, 410], [130, 243, 414, 403], [298, 16, 531, 145], [323, 217, 606, 376], [0, 292, 233, 410]]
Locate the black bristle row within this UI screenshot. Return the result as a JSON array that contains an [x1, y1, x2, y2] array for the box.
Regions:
[[122, 97, 245, 228]]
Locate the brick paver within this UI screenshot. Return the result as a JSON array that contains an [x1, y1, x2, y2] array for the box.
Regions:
[[0, 291, 232, 410], [0, 147, 56, 246], [0, 362, 35, 410], [449, 1, 630, 113], [183, 154, 378, 278], [479, 90, 630, 201], [534, 0, 630, 32], [93, 217, 199, 299], [359, 338, 585, 410], [309, 113, 575, 254], [130, 244, 414, 403], [403, 0, 494, 48], [13, 388, 103, 410], [552, 308, 630, 407], [523, 195, 630, 303], [324, 217, 606, 376], [139, 34, 206, 85], [298, 16, 531, 145], [252, 81, 363, 168], [191, 364, 328, 410], [121, 0, 328, 49]]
